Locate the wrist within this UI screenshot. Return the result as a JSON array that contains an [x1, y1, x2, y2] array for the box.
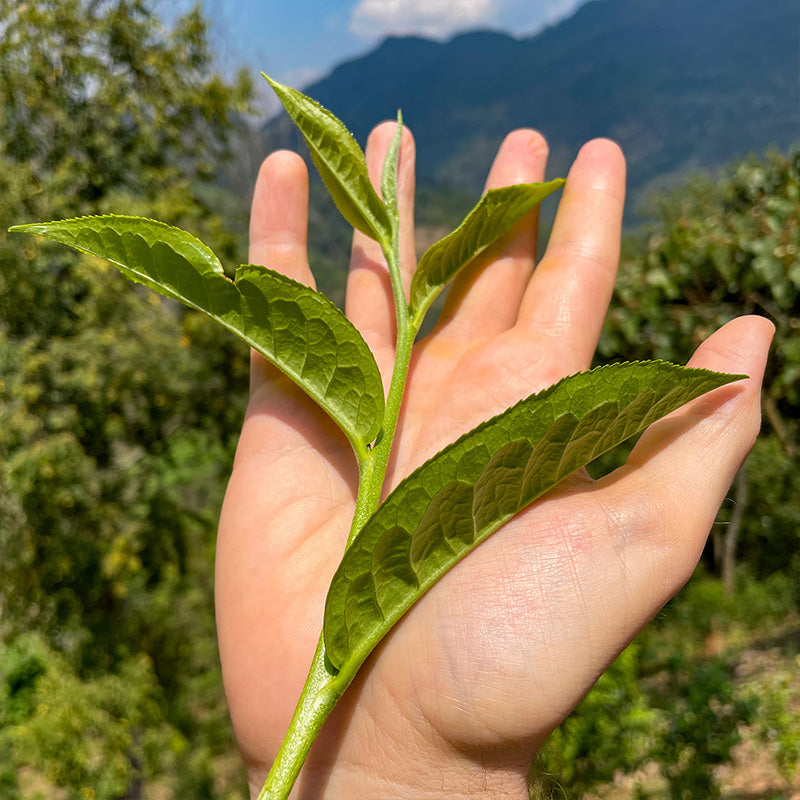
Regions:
[[251, 717, 531, 799], [277, 761, 530, 800]]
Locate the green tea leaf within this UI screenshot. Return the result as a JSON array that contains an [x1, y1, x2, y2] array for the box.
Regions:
[[409, 179, 565, 323], [11, 216, 385, 450], [381, 111, 404, 234], [323, 361, 743, 671], [263, 73, 391, 245]]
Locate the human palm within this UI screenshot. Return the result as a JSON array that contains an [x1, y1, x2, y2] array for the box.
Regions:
[[216, 125, 771, 798]]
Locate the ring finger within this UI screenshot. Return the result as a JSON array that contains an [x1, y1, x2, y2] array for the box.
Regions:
[[516, 138, 626, 374]]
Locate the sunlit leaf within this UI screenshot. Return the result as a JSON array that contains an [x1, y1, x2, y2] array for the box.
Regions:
[[409, 179, 565, 323], [381, 111, 404, 235], [263, 74, 391, 245], [323, 361, 743, 671], [11, 216, 385, 450]]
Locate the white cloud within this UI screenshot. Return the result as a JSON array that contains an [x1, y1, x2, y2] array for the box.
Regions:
[[349, 0, 499, 40], [539, 0, 585, 26], [491, 0, 586, 35]]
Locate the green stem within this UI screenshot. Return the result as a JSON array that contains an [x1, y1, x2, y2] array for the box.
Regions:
[[255, 442, 381, 799], [254, 442, 394, 799], [257, 150, 420, 800], [255, 642, 346, 800], [347, 233, 417, 542]]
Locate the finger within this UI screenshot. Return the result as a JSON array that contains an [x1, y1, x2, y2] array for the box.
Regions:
[[437, 129, 549, 341], [603, 315, 774, 602], [516, 138, 625, 372], [236, 152, 353, 477], [248, 150, 311, 397], [249, 150, 312, 283], [346, 122, 416, 382]]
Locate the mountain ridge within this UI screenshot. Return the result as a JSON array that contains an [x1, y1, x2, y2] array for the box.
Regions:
[[262, 0, 798, 215]]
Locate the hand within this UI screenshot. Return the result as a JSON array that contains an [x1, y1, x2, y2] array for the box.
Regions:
[[215, 124, 773, 799]]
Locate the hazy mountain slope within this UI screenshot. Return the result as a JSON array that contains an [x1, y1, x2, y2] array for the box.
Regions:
[[263, 0, 798, 213]]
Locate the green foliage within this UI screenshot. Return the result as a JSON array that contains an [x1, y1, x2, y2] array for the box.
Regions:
[[11, 216, 386, 450], [0, 0, 252, 337], [380, 111, 405, 230], [536, 569, 790, 799], [602, 149, 799, 388], [5, 3, 790, 794], [409, 179, 565, 322], [262, 74, 391, 244], [11, 68, 736, 799], [0, 1, 253, 797], [305, 180, 477, 311], [600, 148, 800, 582], [1, 634, 178, 800], [537, 643, 660, 794], [656, 568, 795, 637], [742, 436, 800, 583], [652, 655, 755, 800], [324, 362, 738, 672], [755, 669, 800, 781]]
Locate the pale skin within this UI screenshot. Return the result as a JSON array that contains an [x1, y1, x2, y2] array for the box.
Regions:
[[215, 124, 774, 799]]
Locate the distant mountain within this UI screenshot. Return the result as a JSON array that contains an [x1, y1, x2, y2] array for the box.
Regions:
[[262, 0, 798, 216]]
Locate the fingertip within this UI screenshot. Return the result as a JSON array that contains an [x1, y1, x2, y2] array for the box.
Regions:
[[250, 150, 309, 245], [484, 129, 549, 190], [347, 121, 416, 365], [687, 314, 775, 383], [673, 316, 774, 449], [365, 120, 398, 150], [258, 148, 308, 177], [621, 316, 775, 497], [253, 150, 308, 203], [574, 138, 625, 168], [248, 149, 313, 287], [366, 120, 416, 150], [364, 121, 417, 193], [517, 139, 626, 369], [567, 138, 626, 201], [500, 128, 549, 161]]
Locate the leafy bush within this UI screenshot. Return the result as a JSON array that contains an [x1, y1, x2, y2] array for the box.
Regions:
[[648, 655, 756, 800], [536, 642, 660, 795], [599, 149, 800, 589], [0, 2, 252, 796], [755, 670, 800, 781], [535, 567, 792, 799], [656, 568, 795, 639]]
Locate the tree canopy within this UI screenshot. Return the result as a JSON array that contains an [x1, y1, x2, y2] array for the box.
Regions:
[[1, 2, 253, 797]]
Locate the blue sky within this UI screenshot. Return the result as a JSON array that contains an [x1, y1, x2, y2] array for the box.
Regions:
[[157, 0, 589, 114]]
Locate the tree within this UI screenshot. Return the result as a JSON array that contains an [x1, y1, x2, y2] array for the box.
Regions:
[[0, 2, 253, 796], [599, 148, 800, 594]]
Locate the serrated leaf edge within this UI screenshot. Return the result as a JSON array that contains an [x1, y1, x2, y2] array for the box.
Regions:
[[409, 179, 566, 318], [11, 216, 386, 449], [11, 214, 225, 275], [323, 361, 745, 669], [263, 74, 391, 244]]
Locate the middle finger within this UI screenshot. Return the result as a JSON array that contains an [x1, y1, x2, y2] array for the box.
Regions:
[[435, 129, 549, 343]]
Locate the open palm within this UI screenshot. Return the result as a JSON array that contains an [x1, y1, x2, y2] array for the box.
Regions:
[[215, 125, 771, 799]]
